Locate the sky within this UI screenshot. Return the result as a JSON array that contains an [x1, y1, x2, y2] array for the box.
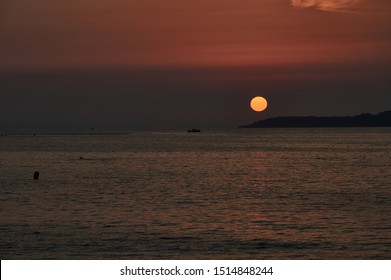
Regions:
[[1, 0, 390, 130]]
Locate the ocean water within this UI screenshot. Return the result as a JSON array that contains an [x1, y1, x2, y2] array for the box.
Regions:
[[1, 128, 390, 259]]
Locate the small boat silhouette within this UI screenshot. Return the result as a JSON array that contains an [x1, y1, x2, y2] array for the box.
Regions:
[[188, 129, 201, 132]]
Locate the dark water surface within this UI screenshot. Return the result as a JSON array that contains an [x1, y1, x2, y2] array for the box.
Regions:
[[1, 128, 390, 259]]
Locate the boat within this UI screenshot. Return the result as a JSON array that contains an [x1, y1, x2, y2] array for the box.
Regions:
[[188, 129, 201, 132]]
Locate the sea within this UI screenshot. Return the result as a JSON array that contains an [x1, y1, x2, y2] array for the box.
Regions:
[[1, 128, 390, 259]]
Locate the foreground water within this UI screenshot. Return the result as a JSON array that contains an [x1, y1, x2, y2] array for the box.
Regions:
[[1, 128, 390, 259]]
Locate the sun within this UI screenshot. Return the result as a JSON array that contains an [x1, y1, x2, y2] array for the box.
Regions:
[[250, 96, 268, 112]]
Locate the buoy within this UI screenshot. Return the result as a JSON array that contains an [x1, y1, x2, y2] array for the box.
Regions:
[[33, 171, 39, 180]]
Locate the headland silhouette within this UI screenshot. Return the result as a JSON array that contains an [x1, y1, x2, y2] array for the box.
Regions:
[[240, 110, 391, 128]]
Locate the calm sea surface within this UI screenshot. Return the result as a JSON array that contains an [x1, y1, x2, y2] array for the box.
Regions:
[[1, 128, 390, 259]]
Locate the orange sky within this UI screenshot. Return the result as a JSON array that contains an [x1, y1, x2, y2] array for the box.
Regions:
[[1, 0, 390, 69], [0, 0, 390, 130]]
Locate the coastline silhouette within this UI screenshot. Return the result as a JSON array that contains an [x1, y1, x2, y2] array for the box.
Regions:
[[240, 110, 391, 128]]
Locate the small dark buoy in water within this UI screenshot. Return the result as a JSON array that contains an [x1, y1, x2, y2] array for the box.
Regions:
[[33, 171, 39, 180]]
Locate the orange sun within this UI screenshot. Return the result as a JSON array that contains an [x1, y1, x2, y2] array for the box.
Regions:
[[250, 96, 268, 112]]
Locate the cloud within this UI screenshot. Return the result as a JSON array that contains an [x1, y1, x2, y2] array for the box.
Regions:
[[291, 0, 363, 13]]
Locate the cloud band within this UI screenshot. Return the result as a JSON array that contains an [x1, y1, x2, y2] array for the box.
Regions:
[[291, 0, 363, 12]]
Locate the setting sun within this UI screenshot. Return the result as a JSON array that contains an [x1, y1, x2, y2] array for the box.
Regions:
[[250, 96, 268, 112]]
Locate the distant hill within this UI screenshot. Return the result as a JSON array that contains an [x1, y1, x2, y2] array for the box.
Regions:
[[240, 110, 391, 128]]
